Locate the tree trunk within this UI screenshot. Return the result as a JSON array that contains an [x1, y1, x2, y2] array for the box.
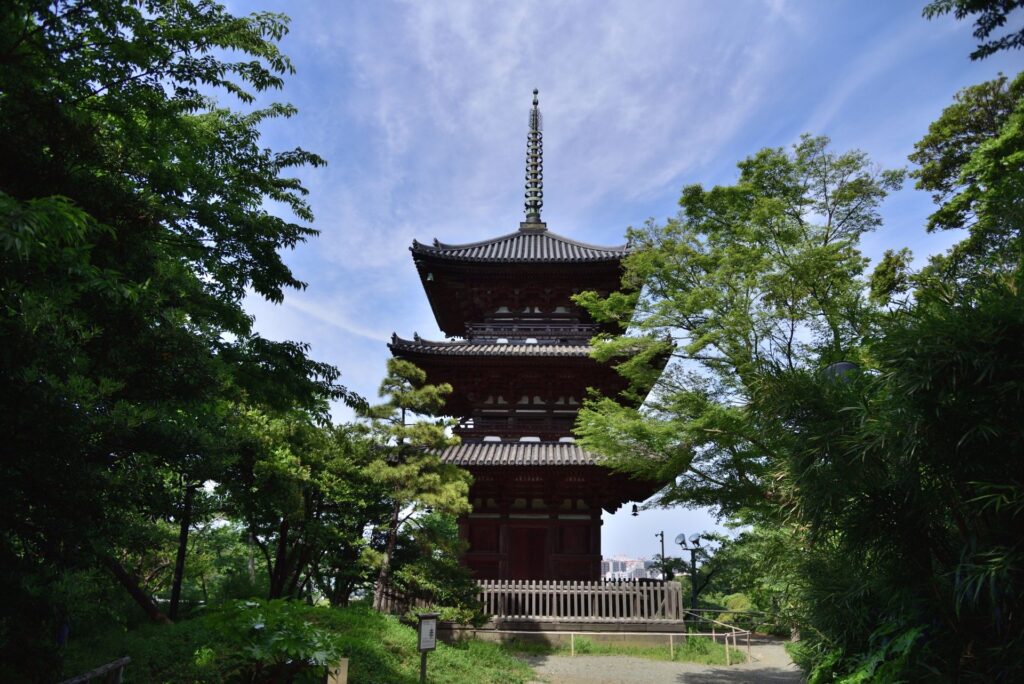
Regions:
[[372, 500, 401, 612], [101, 555, 171, 624], [284, 544, 312, 599], [168, 483, 195, 620], [332, 573, 351, 607], [268, 519, 290, 599], [248, 529, 257, 582]]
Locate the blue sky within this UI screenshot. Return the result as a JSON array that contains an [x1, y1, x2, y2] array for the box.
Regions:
[[232, 0, 1021, 558]]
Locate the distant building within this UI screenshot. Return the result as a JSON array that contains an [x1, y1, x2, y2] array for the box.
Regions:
[[601, 555, 664, 580]]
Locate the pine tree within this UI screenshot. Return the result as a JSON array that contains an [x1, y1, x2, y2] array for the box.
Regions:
[[362, 359, 470, 611]]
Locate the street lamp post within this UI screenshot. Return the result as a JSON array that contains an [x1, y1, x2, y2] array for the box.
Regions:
[[655, 531, 665, 579], [674, 533, 702, 611]]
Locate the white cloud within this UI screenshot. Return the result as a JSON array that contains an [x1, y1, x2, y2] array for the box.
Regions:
[[282, 295, 391, 343], [281, 0, 805, 266], [801, 19, 932, 136]]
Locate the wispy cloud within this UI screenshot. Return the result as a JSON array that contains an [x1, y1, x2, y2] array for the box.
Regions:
[[801, 18, 932, 136], [286, 0, 803, 264], [283, 295, 392, 343]]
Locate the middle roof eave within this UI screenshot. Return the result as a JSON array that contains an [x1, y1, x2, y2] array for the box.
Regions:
[[438, 441, 601, 466], [388, 335, 592, 358]]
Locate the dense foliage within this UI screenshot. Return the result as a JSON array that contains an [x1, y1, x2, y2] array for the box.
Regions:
[[574, 32, 1024, 683], [923, 0, 1024, 60], [362, 359, 471, 612], [0, 0, 335, 676], [574, 134, 904, 516], [60, 601, 533, 684], [0, 2, 475, 681]]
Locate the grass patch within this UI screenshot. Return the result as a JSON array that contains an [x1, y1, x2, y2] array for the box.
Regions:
[[503, 634, 746, 666], [60, 603, 533, 684]]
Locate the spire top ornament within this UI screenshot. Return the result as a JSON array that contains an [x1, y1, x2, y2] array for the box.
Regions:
[[521, 88, 546, 231]]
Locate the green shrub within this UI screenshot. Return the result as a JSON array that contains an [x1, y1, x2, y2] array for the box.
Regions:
[[201, 599, 346, 683], [60, 617, 216, 683], [60, 602, 533, 684]]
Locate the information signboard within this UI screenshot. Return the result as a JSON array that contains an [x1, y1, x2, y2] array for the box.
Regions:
[[416, 612, 440, 684], [418, 616, 437, 651]]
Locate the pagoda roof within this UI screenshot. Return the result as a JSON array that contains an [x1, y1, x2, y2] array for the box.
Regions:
[[389, 334, 591, 358], [439, 441, 600, 466], [411, 228, 629, 264]]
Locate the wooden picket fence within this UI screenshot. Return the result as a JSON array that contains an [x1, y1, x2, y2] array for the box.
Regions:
[[376, 587, 430, 616], [477, 579, 686, 622]]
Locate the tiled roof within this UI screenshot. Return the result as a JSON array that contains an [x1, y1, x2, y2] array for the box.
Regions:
[[411, 229, 628, 263], [439, 442, 601, 466], [389, 335, 591, 357]]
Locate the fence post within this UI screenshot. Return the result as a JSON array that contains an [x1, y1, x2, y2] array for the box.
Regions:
[[669, 633, 674, 660]]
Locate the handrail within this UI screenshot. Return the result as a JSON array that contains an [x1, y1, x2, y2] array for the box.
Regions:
[[682, 610, 754, 665], [59, 657, 131, 684], [683, 608, 738, 630], [683, 607, 779, 633], [494, 627, 752, 664]]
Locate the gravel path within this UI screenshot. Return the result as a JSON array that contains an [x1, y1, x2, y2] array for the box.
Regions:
[[521, 639, 802, 684]]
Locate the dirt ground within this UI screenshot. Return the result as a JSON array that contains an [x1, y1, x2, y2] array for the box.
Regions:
[[521, 637, 803, 684]]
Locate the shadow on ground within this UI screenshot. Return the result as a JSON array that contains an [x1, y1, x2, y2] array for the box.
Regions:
[[520, 642, 804, 684], [676, 669, 803, 683]]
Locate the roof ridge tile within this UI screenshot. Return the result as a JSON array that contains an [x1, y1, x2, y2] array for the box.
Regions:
[[439, 442, 600, 466]]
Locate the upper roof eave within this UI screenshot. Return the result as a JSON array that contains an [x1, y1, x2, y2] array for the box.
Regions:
[[410, 229, 630, 264]]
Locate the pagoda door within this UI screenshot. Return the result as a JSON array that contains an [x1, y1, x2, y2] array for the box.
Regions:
[[508, 526, 547, 579]]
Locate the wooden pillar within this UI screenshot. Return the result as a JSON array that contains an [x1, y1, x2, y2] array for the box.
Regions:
[[498, 496, 510, 579], [546, 496, 560, 580]]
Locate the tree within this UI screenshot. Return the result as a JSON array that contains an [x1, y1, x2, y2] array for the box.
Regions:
[[574, 135, 903, 519], [923, 0, 1024, 59], [701, 526, 804, 636], [0, 1, 346, 669], [574, 72, 1024, 683], [305, 426, 393, 608], [751, 271, 1024, 680], [221, 411, 384, 601], [362, 359, 471, 612], [387, 512, 482, 621], [909, 71, 1024, 277]]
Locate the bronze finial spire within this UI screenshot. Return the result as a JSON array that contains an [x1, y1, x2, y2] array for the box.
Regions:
[[521, 88, 546, 231]]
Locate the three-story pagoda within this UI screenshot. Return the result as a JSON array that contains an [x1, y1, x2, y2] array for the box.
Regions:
[[390, 91, 660, 581]]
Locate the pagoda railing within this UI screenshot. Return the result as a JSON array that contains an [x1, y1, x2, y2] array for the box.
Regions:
[[477, 579, 685, 623], [465, 321, 598, 341], [458, 414, 576, 435]]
